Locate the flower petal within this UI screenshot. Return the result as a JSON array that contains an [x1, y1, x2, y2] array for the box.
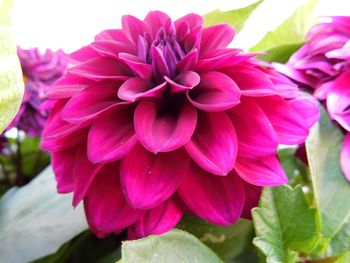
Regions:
[[228, 97, 278, 158], [62, 81, 125, 124], [120, 144, 189, 209], [200, 24, 235, 56], [221, 66, 277, 96], [144, 11, 172, 38], [235, 156, 288, 186], [327, 71, 350, 131], [289, 95, 320, 128], [241, 181, 262, 219], [176, 49, 198, 72], [188, 71, 240, 111], [255, 96, 310, 145], [119, 53, 152, 79], [84, 163, 141, 237], [69, 57, 132, 80], [91, 40, 137, 58], [122, 15, 146, 44], [69, 45, 100, 64], [179, 162, 245, 225], [185, 111, 237, 175], [47, 73, 93, 99], [130, 199, 183, 238], [341, 133, 350, 182], [72, 146, 103, 207], [118, 77, 166, 102], [135, 98, 197, 153], [165, 71, 200, 93], [88, 106, 137, 163]]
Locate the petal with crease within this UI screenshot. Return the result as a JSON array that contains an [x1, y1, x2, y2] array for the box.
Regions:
[[165, 71, 200, 93], [118, 77, 166, 101], [179, 162, 245, 225], [188, 71, 240, 112], [130, 199, 183, 238], [120, 144, 189, 209], [62, 81, 124, 124], [228, 97, 278, 158], [84, 163, 141, 237], [200, 24, 235, 56], [255, 96, 309, 145], [88, 106, 137, 163], [234, 156, 288, 186], [135, 99, 197, 153], [69, 57, 132, 80], [185, 111, 237, 176]]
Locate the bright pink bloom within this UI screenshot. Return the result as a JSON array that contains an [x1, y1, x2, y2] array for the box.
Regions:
[[41, 11, 319, 238], [277, 17, 350, 181], [10, 48, 67, 136]]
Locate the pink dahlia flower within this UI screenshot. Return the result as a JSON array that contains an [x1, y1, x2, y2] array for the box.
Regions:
[[41, 11, 319, 238], [276, 17, 350, 181], [10, 47, 67, 137]]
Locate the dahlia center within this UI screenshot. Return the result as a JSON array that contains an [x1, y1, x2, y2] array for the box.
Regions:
[[140, 27, 185, 82]]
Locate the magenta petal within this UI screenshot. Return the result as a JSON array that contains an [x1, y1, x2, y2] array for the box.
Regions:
[[122, 15, 146, 44], [144, 11, 172, 38], [165, 71, 200, 93], [51, 147, 77, 193], [91, 40, 137, 58], [185, 111, 237, 176], [235, 156, 288, 186], [95, 29, 130, 43], [118, 77, 166, 102], [241, 181, 262, 219], [119, 53, 152, 79], [69, 57, 132, 80], [88, 106, 137, 163], [72, 147, 103, 207], [175, 13, 203, 41], [255, 96, 309, 145], [135, 99, 197, 153], [222, 66, 277, 96], [327, 72, 350, 131], [188, 71, 240, 112], [179, 162, 245, 225], [151, 47, 170, 79], [130, 199, 183, 238], [84, 163, 141, 237], [47, 73, 93, 99], [289, 95, 320, 128], [200, 24, 235, 56], [120, 144, 189, 209], [62, 81, 124, 124], [228, 98, 278, 158], [69, 45, 100, 64], [341, 133, 350, 182], [176, 49, 198, 72]]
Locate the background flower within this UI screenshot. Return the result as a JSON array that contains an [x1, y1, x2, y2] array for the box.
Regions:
[[41, 11, 319, 238], [276, 16, 350, 181], [10, 47, 67, 137]]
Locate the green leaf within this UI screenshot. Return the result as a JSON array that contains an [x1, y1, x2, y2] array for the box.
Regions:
[[252, 185, 321, 263], [335, 252, 350, 263], [306, 108, 350, 251], [121, 229, 224, 263], [0, 0, 24, 133], [249, 0, 318, 53], [326, 218, 350, 257], [255, 43, 303, 63], [0, 166, 88, 262], [278, 147, 309, 187], [204, 0, 263, 32], [177, 215, 254, 262], [33, 230, 121, 263]]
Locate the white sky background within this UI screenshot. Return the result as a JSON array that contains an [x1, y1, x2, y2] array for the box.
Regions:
[[12, 0, 350, 53]]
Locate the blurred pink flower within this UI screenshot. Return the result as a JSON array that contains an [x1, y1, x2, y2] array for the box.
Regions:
[[276, 17, 350, 181], [10, 48, 67, 137], [41, 11, 319, 238]]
